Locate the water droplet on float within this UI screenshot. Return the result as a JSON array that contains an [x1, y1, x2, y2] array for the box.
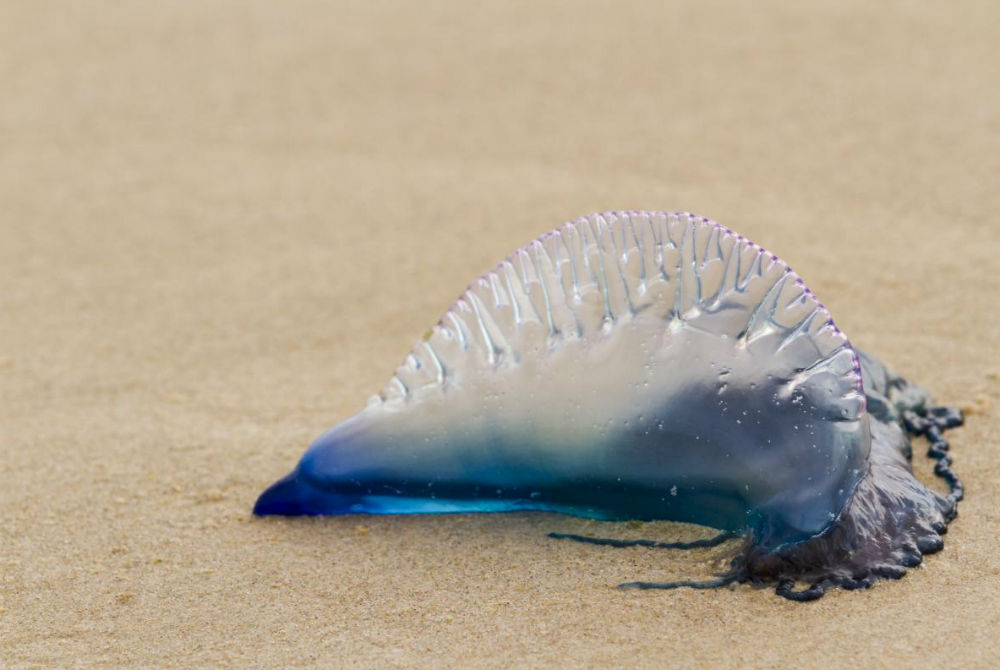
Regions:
[[670, 485, 678, 496]]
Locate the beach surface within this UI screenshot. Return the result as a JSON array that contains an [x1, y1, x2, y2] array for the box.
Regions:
[[2, 1, 999, 667]]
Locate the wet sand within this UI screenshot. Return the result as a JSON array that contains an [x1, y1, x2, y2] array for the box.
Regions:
[[2, 1, 998, 667]]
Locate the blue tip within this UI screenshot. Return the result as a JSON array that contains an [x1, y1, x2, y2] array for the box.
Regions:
[[254, 467, 368, 516], [253, 470, 318, 516]]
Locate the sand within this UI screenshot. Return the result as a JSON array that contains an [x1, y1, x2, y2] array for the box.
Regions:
[[2, 1, 999, 667]]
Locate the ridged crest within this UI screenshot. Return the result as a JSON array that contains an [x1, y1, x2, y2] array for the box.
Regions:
[[375, 211, 863, 421]]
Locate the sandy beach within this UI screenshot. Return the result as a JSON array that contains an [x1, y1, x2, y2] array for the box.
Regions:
[[2, 1, 999, 667]]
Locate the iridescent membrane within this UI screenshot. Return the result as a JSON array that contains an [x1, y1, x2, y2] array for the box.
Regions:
[[255, 211, 962, 601]]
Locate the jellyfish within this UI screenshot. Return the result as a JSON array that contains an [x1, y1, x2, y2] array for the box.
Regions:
[[255, 212, 962, 600]]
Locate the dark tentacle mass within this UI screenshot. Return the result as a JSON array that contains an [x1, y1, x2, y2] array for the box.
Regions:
[[754, 376, 963, 602]]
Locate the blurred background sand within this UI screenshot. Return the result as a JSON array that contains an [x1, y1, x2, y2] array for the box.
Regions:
[[2, 1, 999, 667]]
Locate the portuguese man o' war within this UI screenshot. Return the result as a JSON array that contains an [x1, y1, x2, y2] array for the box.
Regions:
[[255, 211, 963, 601]]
